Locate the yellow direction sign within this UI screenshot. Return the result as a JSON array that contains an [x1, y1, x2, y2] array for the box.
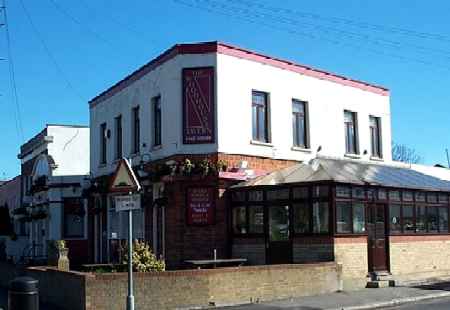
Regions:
[[109, 158, 141, 193]]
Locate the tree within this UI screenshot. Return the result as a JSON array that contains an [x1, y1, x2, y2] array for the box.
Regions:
[[392, 142, 424, 164]]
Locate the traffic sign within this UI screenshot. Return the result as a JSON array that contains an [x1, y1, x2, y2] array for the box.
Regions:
[[110, 158, 141, 193], [115, 195, 141, 212]]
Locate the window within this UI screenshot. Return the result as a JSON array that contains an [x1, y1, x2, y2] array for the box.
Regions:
[[336, 202, 352, 233], [252, 91, 270, 143], [344, 110, 358, 154], [313, 202, 329, 233], [403, 191, 414, 202], [232, 207, 247, 234], [416, 205, 427, 233], [132, 106, 140, 154], [248, 190, 263, 202], [267, 189, 289, 200], [336, 186, 351, 198], [403, 205, 415, 233], [439, 207, 449, 232], [114, 115, 122, 159], [336, 201, 366, 234], [292, 100, 308, 148], [353, 202, 366, 233], [293, 187, 309, 200], [352, 187, 365, 199], [63, 198, 85, 238], [389, 204, 402, 233], [248, 206, 264, 234], [428, 206, 439, 233], [100, 123, 107, 165], [293, 202, 310, 233], [389, 190, 401, 201], [369, 116, 382, 158], [152, 96, 162, 147]]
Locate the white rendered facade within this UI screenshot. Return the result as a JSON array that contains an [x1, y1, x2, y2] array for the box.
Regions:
[[17, 125, 90, 262], [90, 42, 391, 179]]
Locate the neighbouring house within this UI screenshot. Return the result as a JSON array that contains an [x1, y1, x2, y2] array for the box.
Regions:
[[16, 124, 90, 265], [88, 41, 450, 288], [0, 176, 21, 261]]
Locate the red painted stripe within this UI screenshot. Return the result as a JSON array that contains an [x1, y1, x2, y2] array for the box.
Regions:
[[89, 41, 389, 108]]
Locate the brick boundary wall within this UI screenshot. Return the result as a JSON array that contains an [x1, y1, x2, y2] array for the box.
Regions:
[[0, 262, 340, 310]]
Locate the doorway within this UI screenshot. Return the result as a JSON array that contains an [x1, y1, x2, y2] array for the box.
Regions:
[[367, 204, 389, 272], [267, 205, 292, 264]]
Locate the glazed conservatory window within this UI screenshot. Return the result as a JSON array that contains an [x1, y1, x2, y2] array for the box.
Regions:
[[248, 206, 264, 234], [313, 202, 329, 233], [336, 202, 352, 233], [439, 207, 449, 232], [427, 206, 439, 233], [389, 204, 402, 233], [336, 201, 366, 234], [415, 205, 427, 233], [293, 202, 310, 233], [232, 207, 247, 234], [402, 205, 415, 233], [353, 202, 366, 233]]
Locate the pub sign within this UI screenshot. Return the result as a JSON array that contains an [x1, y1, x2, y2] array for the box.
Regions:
[[186, 187, 215, 225], [182, 67, 215, 144]]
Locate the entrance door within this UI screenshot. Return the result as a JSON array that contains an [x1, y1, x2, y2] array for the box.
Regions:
[[368, 204, 388, 272], [267, 205, 292, 264]]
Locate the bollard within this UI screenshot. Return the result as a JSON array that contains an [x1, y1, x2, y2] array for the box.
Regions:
[[8, 276, 39, 310]]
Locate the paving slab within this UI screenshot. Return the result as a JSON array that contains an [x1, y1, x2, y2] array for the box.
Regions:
[[220, 282, 450, 310]]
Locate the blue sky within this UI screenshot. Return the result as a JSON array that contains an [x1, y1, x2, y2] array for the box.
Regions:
[[1, 0, 450, 179]]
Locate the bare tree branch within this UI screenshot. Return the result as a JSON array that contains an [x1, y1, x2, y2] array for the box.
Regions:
[[392, 142, 424, 164]]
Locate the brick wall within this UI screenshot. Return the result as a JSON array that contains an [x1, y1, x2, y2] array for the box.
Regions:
[[0, 263, 85, 310], [390, 235, 450, 284], [85, 263, 340, 310], [164, 178, 228, 268], [334, 236, 368, 290]]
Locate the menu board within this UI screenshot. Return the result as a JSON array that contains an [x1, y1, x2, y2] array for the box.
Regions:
[[186, 187, 215, 225]]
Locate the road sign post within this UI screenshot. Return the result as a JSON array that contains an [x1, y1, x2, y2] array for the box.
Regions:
[[109, 159, 141, 310]]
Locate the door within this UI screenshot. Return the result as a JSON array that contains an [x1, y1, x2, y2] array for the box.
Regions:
[[368, 204, 388, 272], [267, 205, 292, 264]]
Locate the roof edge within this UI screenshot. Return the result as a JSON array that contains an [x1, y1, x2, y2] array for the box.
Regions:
[[89, 41, 390, 108]]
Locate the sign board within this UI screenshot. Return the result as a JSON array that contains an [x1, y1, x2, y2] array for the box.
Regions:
[[186, 187, 215, 225], [110, 158, 141, 193], [115, 194, 141, 212], [182, 67, 215, 144]]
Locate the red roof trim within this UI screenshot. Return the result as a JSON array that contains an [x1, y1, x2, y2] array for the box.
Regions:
[[89, 41, 389, 108]]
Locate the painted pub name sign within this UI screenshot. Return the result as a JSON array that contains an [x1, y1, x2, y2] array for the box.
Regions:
[[182, 67, 215, 144], [187, 187, 215, 225]]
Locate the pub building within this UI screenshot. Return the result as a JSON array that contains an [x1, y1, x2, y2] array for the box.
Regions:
[[87, 41, 450, 288]]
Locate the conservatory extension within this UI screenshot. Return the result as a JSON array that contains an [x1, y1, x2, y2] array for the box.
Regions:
[[229, 158, 450, 282]]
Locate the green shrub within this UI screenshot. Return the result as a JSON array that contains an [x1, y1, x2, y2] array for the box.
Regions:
[[122, 240, 165, 272]]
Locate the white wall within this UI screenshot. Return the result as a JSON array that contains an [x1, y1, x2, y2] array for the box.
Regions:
[[47, 126, 90, 176], [216, 53, 392, 162], [90, 54, 217, 177], [90, 50, 392, 178]]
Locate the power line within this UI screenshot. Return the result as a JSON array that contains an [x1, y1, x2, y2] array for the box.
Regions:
[[229, 0, 450, 44], [47, 0, 115, 47], [222, 0, 450, 59], [18, 0, 85, 102], [1, 0, 24, 142], [172, 0, 450, 71]]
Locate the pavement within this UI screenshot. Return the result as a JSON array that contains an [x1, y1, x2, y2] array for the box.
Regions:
[[220, 282, 450, 310]]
